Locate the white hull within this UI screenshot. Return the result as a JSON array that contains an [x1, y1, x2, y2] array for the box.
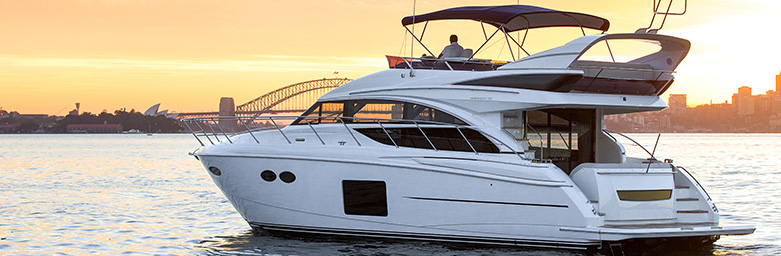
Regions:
[[195, 133, 754, 250]]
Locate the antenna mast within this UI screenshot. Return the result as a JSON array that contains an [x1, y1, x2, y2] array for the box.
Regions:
[[411, 0, 416, 56]]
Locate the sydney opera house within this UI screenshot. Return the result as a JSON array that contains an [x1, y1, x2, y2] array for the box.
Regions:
[[142, 103, 178, 119]]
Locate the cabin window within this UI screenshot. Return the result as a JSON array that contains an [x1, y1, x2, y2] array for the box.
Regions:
[[295, 102, 344, 124], [348, 101, 404, 122], [355, 127, 499, 153], [524, 109, 595, 173], [342, 180, 388, 217], [294, 100, 465, 125]]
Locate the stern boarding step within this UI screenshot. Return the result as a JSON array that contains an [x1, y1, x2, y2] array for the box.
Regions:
[[571, 164, 718, 224], [673, 180, 715, 223]]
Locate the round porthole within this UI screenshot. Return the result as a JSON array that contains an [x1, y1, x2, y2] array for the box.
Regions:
[[279, 171, 296, 183], [260, 170, 276, 182], [208, 166, 222, 176]]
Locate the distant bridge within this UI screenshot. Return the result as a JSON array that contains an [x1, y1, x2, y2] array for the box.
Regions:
[[175, 78, 352, 119]]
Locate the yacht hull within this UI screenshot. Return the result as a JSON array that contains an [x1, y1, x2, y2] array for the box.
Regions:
[[195, 144, 753, 250]]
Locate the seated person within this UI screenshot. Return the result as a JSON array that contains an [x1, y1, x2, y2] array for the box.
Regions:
[[438, 34, 464, 58]]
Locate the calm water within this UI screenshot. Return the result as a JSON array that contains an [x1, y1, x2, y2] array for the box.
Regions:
[[0, 134, 778, 255]]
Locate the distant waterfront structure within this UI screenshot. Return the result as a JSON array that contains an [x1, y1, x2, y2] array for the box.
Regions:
[[143, 103, 161, 116], [142, 103, 178, 119], [776, 71, 781, 93], [68, 102, 80, 116], [219, 97, 238, 132], [733, 86, 754, 116], [219, 97, 236, 117], [66, 124, 123, 133], [606, 70, 781, 132], [173, 78, 352, 119], [668, 94, 687, 115]]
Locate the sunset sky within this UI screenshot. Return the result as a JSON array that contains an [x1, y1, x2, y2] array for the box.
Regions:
[[2, 0, 780, 115]]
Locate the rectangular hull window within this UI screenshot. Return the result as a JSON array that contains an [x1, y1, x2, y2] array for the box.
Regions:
[[342, 180, 388, 216]]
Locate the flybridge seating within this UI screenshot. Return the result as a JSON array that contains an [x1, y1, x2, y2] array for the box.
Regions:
[[390, 5, 691, 96], [391, 5, 609, 71], [386, 55, 507, 71]]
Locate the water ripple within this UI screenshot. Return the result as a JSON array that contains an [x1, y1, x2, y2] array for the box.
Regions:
[[0, 134, 777, 255]]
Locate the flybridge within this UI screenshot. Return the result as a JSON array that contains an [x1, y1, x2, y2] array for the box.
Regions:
[[400, 5, 610, 61], [387, 5, 690, 96]]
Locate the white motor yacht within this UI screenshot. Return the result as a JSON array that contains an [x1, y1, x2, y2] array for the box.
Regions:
[[184, 4, 754, 253]]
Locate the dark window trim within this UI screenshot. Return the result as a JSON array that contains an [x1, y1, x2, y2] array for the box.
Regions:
[[355, 127, 499, 153], [294, 100, 466, 125]]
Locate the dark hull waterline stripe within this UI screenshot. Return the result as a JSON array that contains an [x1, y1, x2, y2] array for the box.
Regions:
[[405, 196, 569, 208], [250, 222, 596, 250]]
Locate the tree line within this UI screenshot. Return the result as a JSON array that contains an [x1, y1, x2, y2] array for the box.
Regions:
[[0, 109, 184, 133]]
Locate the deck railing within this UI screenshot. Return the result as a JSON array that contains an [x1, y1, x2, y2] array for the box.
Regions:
[[183, 115, 536, 162]]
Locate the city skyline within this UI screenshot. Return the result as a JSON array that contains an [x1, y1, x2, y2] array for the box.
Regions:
[[2, 0, 781, 115]]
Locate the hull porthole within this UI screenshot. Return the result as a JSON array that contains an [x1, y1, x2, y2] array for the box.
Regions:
[[260, 170, 276, 182], [208, 166, 222, 176], [280, 171, 296, 183]]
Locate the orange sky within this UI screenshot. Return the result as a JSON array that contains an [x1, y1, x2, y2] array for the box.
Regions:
[[2, 0, 780, 115]]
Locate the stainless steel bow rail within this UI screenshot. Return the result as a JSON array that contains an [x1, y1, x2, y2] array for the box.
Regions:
[[182, 116, 534, 161]]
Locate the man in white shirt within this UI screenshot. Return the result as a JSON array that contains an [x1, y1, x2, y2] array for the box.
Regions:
[[438, 34, 464, 58]]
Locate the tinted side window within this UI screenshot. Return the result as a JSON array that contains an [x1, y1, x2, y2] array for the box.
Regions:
[[294, 100, 466, 125], [342, 180, 388, 217], [355, 127, 499, 153], [348, 101, 404, 122], [294, 102, 344, 124]]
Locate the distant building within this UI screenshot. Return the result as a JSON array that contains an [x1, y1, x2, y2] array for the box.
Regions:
[[776, 71, 781, 93], [668, 94, 687, 115], [144, 103, 161, 116], [219, 97, 238, 132], [755, 94, 771, 114], [733, 86, 754, 116], [17, 114, 49, 119], [66, 124, 123, 133]]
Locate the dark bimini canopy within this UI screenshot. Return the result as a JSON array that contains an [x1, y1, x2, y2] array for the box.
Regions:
[[401, 5, 610, 32]]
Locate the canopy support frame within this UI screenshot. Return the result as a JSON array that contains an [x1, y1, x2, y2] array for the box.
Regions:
[[404, 25, 436, 57]]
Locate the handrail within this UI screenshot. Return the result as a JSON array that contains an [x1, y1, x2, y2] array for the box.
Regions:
[[183, 115, 541, 163], [570, 64, 676, 75], [183, 121, 204, 146], [670, 164, 713, 202], [238, 116, 260, 144], [213, 117, 233, 144], [455, 127, 478, 155], [205, 120, 221, 143], [603, 128, 655, 158], [525, 123, 545, 159], [393, 55, 506, 67], [414, 121, 437, 151]]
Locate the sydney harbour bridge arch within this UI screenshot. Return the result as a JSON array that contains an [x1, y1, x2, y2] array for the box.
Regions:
[[236, 78, 352, 116], [175, 78, 352, 119]]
